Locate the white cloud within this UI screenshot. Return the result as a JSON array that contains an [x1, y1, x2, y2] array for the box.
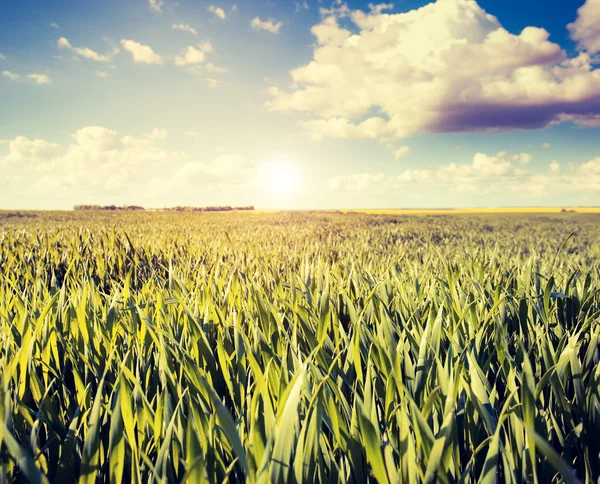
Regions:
[[568, 0, 600, 54], [559, 113, 600, 127], [443, 151, 514, 178], [27, 74, 51, 85], [318, 2, 351, 18], [175, 42, 212, 66], [205, 62, 227, 73], [0, 53, 5, 60], [97, 71, 108, 78], [1, 136, 62, 163], [542, 143, 551, 149], [208, 5, 226, 20], [393, 146, 410, 160], [3, 71, 51, 85], [0, 127, 181, 196], [0, 130, 271, 208], [120, 39, 164, 64], [175, 46, 206, 66], [206, 78, 222, 88], [328, 151, 518, 193], [145, 128, 168, 140], [198, 41, 213, 53], [50, 22, 59, 29], [2, 70, 20, 81], [266, 86, 281, 97], [369, 3, 394, 14], [573, 155, 600, 190], [251, 17, 283, 34], [299, 117, 394, 141], [327, 151, 600, 196], [149, 0, 164, 13], [172, 23, 198, 35], [269, 0, 600, 140], [513, 153, 532, 165], [295, 1, 309, 12], [57, 37, 113, 62]]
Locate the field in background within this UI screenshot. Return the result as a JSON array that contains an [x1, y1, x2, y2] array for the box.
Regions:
[[348, 207, 600, 214], [0, 211, 599, 482]]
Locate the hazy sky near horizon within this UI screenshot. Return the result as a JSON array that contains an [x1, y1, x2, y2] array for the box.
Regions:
[[1, 0, 600, 209]]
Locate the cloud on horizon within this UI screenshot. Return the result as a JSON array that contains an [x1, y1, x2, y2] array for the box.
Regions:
[[328, 151, 600, 197]]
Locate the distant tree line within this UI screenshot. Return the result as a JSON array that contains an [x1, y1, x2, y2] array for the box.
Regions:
[[74, 205, 145, 211], [74, 205, 255, 212], [167, 206, 255, 212]]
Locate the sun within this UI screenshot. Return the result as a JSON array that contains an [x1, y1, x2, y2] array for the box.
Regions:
[[266, 164, 297, 195]]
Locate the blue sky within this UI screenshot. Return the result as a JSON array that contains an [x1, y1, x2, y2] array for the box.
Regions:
[[0, 0, 599, 209]]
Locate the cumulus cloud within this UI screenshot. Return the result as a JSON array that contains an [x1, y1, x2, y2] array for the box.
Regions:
[[172, 23, 198, 35], [266, 86, 281, 97], [205, 62, 227, 73], [208, 5, 226, 20], [369, 3, 394, 14], [145, 128, 168, 140], [328, 151, 600, 197], [27, 74, 51, 85], [559, 113, 600, 127], [299, 117, 394, 140], [0, 53, 5, 60], [2, 70, 20, 81], [0, 129, 265, 207], [175, 46, 205, 66], [251, 17, 283, 34], [198, 41, 213, 53], [269, 0, 600, 140], [57, 37, 114, 62], [568, 0, 600, 54], [3, 71, 51, 85], [514, 153, 532, 165], [120, 39, 164, 64], [1, 137, 62, 163], [0, 127, 180, 195], [149, 0, 164, 13], [393, 146, 410, 160], [175, 42, 212, 66], [574, 155, 600, 190]]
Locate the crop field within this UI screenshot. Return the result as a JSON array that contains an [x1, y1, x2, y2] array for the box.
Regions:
[[0, 210, 599, 483]]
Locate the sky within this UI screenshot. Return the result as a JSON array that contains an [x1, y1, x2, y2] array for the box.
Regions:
[[0, 0, 599, 210]]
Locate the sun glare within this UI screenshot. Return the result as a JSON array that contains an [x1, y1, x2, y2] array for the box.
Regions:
[[266, 164, 297, 196]]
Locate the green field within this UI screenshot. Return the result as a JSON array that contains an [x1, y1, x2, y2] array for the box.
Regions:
[[0, 211, 599, 482]]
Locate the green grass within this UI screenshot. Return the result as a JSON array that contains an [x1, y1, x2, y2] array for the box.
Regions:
[[0, 211, 599, 482]]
